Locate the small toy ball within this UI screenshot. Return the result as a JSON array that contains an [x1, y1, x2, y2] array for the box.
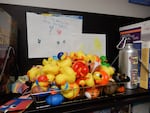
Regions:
[[85, 87, 100, 99], [57, 52, 67, 60], [117, 85, 125, 93], [46, 94, 64, 106]]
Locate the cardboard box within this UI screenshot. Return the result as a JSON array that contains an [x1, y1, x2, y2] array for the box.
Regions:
[[0, 8, 17, 50], [0, 45, 11, 75], [0, 45, 16, 94], [140, 41, 150, 89]]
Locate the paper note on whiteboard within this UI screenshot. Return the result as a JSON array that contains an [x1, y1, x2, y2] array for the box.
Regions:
[[26, 12, 83, 58], [71, 34, 106, 56]]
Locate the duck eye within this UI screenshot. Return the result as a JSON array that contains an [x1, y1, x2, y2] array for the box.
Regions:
[[88, 60, 92, 63], [99, 74, 102, 78]]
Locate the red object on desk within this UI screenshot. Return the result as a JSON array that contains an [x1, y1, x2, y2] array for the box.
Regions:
[[0, 98, 33, 112]]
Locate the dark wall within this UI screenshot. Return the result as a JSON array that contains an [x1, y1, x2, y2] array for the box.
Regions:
[[0, 3, 143, 75]]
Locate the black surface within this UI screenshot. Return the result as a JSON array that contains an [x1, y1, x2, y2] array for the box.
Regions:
[[24, 88, 150, 113], [0, 3, 143, 75]]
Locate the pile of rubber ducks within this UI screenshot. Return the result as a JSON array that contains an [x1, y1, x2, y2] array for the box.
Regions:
[[12, 51, 129, 106]]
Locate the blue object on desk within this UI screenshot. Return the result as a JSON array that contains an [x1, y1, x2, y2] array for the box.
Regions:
[[129, 0, 150, 6]]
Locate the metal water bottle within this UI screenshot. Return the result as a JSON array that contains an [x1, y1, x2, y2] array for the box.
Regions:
[[117, 36, 138, 89]]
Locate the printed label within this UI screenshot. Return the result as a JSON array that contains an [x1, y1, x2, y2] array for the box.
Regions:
[[129, 56, 138, 64], [131, 69, 138, 85]]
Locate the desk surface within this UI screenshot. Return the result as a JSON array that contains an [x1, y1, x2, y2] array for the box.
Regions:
[[25, 88, 150, 113]]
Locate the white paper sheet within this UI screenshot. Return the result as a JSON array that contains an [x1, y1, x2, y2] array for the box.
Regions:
[[71, 34, 106, 56], [26, 12, 83, 58]]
